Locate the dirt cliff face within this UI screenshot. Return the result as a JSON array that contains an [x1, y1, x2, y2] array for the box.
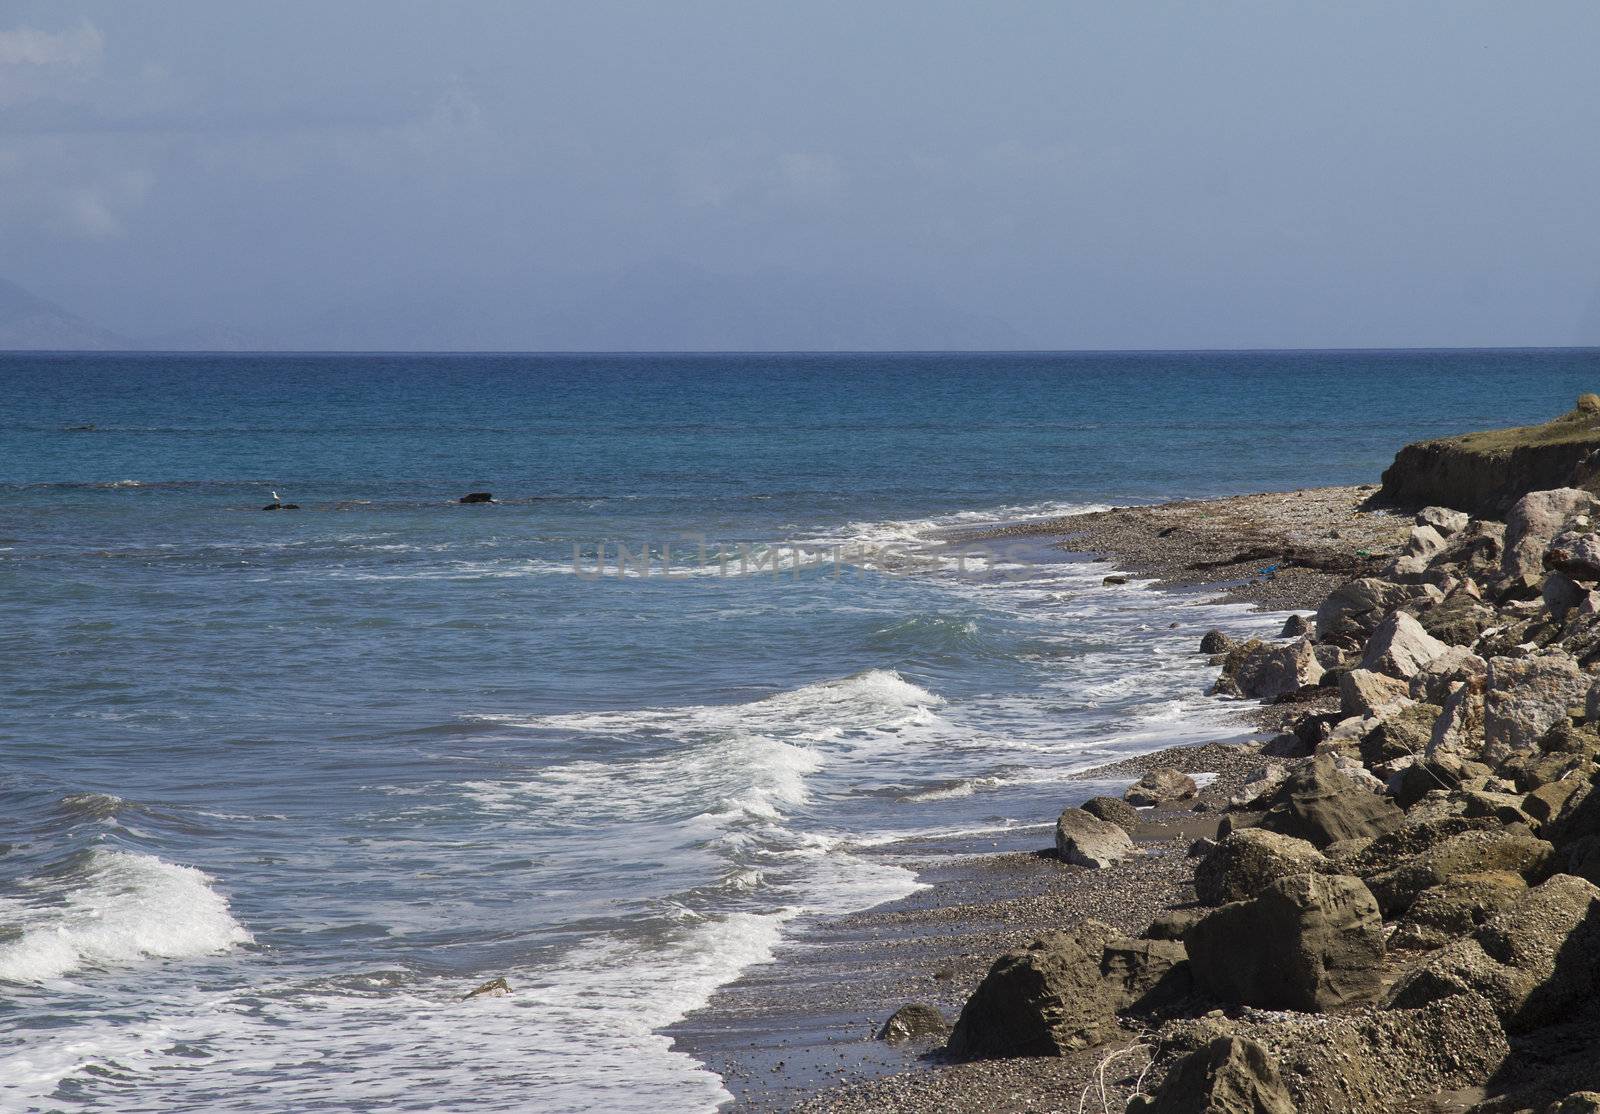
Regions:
[[1377, 402, 1600, 518]]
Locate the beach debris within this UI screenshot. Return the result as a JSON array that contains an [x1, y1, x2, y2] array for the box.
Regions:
[[1124, 768, 1198, 808], [1054, 808, 1134, 869], [1126, 1035, 1294, 1114], [945, 920, 1189, 1059], [1187, 872, 1385, 1012], [1193, 829, 1327, 906], [874, 1003, 947, 1044], [462, 977, 512, 1000], [1079, 795, 1141, 833], [459, 491, 494, 504]]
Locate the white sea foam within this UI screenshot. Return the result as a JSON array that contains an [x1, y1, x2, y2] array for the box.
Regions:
[[0, 850, 252, 983]]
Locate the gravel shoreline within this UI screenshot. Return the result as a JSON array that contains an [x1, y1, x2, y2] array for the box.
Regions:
[[670, 486, 1379, 1113]]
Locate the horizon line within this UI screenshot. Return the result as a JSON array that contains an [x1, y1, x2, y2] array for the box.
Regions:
[[5, 344, 1600, 358]]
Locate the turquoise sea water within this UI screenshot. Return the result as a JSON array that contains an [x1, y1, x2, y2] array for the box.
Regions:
[[3, 349, 1598, 1111]]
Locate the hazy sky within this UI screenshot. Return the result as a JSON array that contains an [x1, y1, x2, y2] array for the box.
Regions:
[[4, 1, 1600, 349]]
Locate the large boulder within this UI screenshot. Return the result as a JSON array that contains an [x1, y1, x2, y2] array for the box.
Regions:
[[1360, 612, 1450, 680], [945, 920, 1190, 1058], [1483, 652, 1590, 759], [1215, 638, 1325, 700], [1427, 681, 1487, 764], [1390, 872, 1529, 950], [1316, 578, 1442, 648], [1362, 828, 1554, 917], [1151, 993, 1508, 1114], [1418, 506, 1471, 535], [1408, 645, 1487, 704], [1387, 524, 1449, 581], [1128, 1036, 1295, 1114], [1080, 795, 1142, 831], [1546, 524, 1600, 582], [1054, 807, 1134, 869], [1193, 829, 1327, 906], [1388, 873, 1600, 1031], [1125, 767, 1199, 807], [1186, 873, 1386, 1011], [1257, 755, 1405, 848], [1339, 669, 1411, 717], [1417, 590, 1499, 646], [1502, 488, 1600, 592]]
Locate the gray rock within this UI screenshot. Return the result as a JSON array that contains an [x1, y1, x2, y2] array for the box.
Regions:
[[1129, 1036, 1295, 1114], [1546, 525, 1600, 581], [1258, 755, 1405, 848], [463, 977, 511, 999], [945, 920, 1190, 1059], [1362, 828, 1554, 917], [1408, 646, 1487, 705], [1545, 568, 1588, 622], [1418, 506, 1471, 535], [1280, 613, 1310, 638], [875, 1003, 948, 1043], [1125, 767, 1199, 807], [1316, 578, 1442, 648], [1388, 873, 1600, 1031], [1339, 668, 1411, 718], [1360, 611, 1450, 680], [1199, 629, 1235, 655], [1055, 807, 1134, 868], [1484, 652, 1589, 759], [458, 491, 494, 504], [1227, 761, 1288, 810], [1080, 795, 1142, 831], [1186, 873, 1386, 1012], [1194, 829, 1327, 906], [1502, 488, 1600, 592], [1229, 637, 1325, 700]]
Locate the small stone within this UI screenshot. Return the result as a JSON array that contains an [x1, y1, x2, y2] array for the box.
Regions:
[[875, 1003, 947, 1043], [463, 977, 511, 1000]]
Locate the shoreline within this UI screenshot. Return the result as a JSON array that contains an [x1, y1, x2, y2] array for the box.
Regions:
[[670, 485, 1387, 1110]]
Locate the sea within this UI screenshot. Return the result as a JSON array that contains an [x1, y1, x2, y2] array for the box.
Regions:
[[2, 349, 1597, 1112]]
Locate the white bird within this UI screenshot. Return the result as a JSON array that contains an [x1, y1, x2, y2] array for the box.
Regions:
[[271, 490, 280, 503]]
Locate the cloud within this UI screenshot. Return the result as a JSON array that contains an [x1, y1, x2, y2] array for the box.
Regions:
[[0, 20, 103, 106], [673, 141, 845, 209]]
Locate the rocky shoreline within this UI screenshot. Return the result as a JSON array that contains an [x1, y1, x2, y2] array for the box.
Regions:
[[677, 406, 1600, 1114]]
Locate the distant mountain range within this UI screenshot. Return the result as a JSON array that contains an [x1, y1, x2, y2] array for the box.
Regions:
[[0, 278, 134, 350], [0, 267, 1022, 352]]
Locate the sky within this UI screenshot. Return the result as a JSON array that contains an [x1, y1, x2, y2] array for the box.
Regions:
[[3, 0, 1600, 350]]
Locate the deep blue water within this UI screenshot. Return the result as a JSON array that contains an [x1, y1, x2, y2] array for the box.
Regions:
[[2, 349, 1597, 1112]]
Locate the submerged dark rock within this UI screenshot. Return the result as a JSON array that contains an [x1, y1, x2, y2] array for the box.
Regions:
[[459, 492, 495, 504], [262, 502, 301, 510]]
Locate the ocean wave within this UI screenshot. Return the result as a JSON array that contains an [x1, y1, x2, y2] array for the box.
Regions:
[[0, 849, 252, 983]]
